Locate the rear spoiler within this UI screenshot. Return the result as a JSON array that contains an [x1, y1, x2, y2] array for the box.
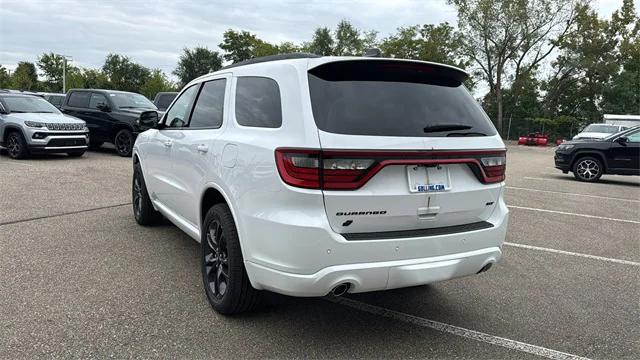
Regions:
[[308, 58, 469, 84]]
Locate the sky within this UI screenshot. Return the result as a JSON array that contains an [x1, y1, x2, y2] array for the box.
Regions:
[[0, 0, 632, 80]]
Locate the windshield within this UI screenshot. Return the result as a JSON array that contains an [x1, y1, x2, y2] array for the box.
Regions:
[[109, 92, 157, 110], [583, 124, 619, 133], [308, 61, 497, 137], [603, 126, 640, 140], [1, 96, 61, 114]]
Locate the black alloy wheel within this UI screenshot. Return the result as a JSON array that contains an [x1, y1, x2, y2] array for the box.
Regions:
[[114, 129, 133, 157], [132, 163, 163, 225], [203, 219, 230, 300], [201, 204, 261, 314], [6, 132, 29, 159]]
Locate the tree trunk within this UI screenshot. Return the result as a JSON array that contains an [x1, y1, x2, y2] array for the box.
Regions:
[[496, 85, 503, 137]]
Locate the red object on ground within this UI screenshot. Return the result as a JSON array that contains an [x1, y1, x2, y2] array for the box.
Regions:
[[518, 133, 549, 146], [556, 138, 564, 145]]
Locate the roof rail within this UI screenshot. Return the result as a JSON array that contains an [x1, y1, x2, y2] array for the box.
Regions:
[[220, 52, 321, 70]]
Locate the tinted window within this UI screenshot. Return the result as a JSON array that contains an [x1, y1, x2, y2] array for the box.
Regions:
[[47, 96, 64, 106], [67, 92, 90, 108], [235, 77, 282, 128], [307, 61, 496, 137], [156, 94, 176, 109], [89, 93, 108, 109], [190, 80, 226, 128], [165, 85, 199, 128]]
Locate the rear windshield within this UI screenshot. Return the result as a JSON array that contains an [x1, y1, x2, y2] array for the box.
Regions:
[[308, 60, 496, 137]]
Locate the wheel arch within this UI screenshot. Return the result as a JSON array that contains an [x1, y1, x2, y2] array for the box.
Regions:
[[111, 122, 134, 142], [2, 124, 26, 143], [570, 151, 608, 172]]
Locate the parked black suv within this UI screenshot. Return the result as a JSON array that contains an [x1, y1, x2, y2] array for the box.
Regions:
[[61, 89, 158, 156], [555, 126, 640, 182]]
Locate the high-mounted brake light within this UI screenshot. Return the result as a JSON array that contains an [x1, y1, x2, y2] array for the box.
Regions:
[[275, 148, 506, 190]]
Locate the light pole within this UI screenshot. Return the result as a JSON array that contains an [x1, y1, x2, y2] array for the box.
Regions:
[[55, 54, 72, 93]]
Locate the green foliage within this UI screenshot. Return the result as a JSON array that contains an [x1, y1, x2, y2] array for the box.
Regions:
[[219, 29, 277, 63], [36, 52, 74, 92], [0, 65, 11, 88], [334, 20, 365, 56], [306, 27, 334, 55], [173, 47, 223, 86], [11, 62, 39, 91], [450, 0, 578, 134], [102, 54, 150, 92], [141, 69, 176, 99]]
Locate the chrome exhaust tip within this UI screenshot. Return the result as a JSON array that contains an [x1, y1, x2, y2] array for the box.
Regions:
[[331, 283, 350, 296]]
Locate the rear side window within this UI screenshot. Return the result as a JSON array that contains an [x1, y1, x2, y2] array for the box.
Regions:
[[308, 61, 497, 137], [67, 92, 90, 108], [189, 79, 226, 128], [235, 77, 282, 128]]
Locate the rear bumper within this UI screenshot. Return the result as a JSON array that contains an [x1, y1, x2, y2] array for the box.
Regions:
[[246, 246, 501, 296], [242, 196, 509, 297]]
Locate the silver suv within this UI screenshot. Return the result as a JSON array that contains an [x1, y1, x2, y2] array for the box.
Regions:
[[0, 94, 89, 159]]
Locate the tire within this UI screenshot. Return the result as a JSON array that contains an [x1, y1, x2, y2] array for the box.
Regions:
[[202, 204, 261, 315], [573, 156, 603, 182], [67, 151, 86, 157], [132, 163, 163, 225], [5, 131, 29, 159], [114, 129, 133, 157], [89, 141, 103, 150]]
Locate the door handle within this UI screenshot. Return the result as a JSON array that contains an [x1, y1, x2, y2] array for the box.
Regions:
[[163, 140, 172, 148], [197, 144, 209, 153]]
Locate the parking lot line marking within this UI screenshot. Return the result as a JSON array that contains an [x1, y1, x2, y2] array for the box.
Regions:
[[523, 176, 640, 187], [504, 242, 640, 267], [0, 203, 130, 227], [507, 205, 640, 224], [506, 186, 640, 203], [329, 297, 591, 360]]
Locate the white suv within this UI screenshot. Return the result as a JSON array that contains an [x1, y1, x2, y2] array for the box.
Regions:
[[132, 54, 509, 314]]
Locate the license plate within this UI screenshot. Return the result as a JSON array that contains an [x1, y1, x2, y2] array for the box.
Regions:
[[407, 165, 450, 193]]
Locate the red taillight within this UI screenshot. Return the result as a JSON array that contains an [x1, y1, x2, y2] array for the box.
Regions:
[[275, 149, 321, 189], [480, 156, 506, 183], [275, 148, 506, 190]]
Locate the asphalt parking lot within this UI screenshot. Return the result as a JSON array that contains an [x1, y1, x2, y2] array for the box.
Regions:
[[1, 144, 639, 359]]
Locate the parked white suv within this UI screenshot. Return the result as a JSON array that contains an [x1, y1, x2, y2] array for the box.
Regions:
[[132, 54, 508, 314]]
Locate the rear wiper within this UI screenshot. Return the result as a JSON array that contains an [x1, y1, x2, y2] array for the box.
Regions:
[[446, 132, 488, 137], [423, 124, 473, 133]]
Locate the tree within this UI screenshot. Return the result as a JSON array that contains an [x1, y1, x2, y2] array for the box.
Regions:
[[102, 54, 150, 93], [141, 69, 176, 99], [306, 27, 334, 55], [219, 29, 279, 63], [449, 0, 578, 135], [11, 62, 39, 91], [543, 1, 633, 121], [37, 52, 69, 92], [380, 23, 466, 67], [173, 47, 223, 86], [334, 20, 364, 56], [0, 65, 11, 88], [602, 0, 639, 114]]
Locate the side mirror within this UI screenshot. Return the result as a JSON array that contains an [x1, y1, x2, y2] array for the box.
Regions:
[[615, 136, 628, 145], [96, 103, 111, 112], [139, 111, 159, 128]]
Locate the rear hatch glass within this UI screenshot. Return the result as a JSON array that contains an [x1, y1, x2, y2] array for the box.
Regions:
[[308, 60, 496, 138]]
